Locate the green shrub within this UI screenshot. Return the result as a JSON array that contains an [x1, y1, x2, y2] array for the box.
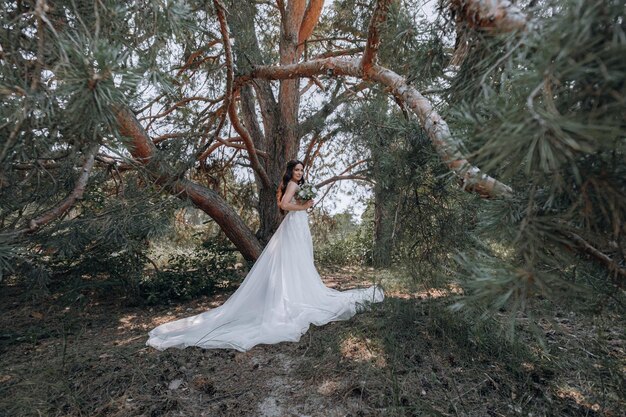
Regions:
[[139, 242, 240, 305], [315, 229, 373, 267]]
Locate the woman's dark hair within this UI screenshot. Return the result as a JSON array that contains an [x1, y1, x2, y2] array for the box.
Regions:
[[276, 159, 305, 212]]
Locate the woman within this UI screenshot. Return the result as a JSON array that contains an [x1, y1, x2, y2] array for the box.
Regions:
[[147, 160, 384, 352]]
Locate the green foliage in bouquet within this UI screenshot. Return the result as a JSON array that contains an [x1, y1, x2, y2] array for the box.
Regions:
[[296, 183, 318, 201]]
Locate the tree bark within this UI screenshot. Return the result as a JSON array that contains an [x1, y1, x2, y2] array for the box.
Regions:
[[362, 0, 393, 75], [297, 0, 325, 58], [115, 106, 262, 262], [371, 127, 393, 267], [373, 189, 393, 267], [450, 0, 527, 33], [227, 0, 297, 244], [277, 0, 305, 159], [562, 230, 626, 281]]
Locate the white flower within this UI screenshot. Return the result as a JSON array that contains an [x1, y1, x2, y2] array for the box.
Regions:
[[296, 183, 317, 200]]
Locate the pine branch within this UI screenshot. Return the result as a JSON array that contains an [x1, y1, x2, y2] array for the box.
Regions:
[[152, 132, 189, 144], [202, 136, 269, 159], [303, 128, 340, 168], [313, 47, 364, 60], [299, 76, 325, 95], [0, 111, 26, 164], [227, 101, 272, 187], [302, 130, 322, 167], [299, 81, 368, 137], [138, 96, 224, 122], [174, 39, 222, 76], [31, 0, 47, 91], [24, 143, 100, 233], [562, 230, 626, 281]]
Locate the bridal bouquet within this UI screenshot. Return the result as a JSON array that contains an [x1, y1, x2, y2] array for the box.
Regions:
[[296, 183, 317, 201]]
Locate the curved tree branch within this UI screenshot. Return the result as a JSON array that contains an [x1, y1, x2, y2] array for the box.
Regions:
[[276, 0, 286, 22], [340, 159, 368, 175], [246, 56, 512, 198], [208, 2, 272, 187], [203, 136, 269, 159], [25, 142, 99, 233], [303, 128, 339, 169], [562, 230, 626, 281], [115, 105, 262, 261], [315, 174, 372, 188], [175, 39, 221, 77], [227, 100, 272, 188]]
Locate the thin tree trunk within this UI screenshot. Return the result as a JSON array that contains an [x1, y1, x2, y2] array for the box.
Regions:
[[228, 0, 291, 244], [277, 0, 305, 159], [372, 185, 393, 268]]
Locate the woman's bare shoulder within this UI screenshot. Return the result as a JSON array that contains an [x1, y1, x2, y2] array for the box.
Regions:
[[286, 181, 298, 190]]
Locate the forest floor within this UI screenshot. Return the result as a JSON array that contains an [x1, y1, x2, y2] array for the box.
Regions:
[[0, 267, 624, 417]]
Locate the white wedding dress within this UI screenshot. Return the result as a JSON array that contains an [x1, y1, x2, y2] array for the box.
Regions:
[[147, 206, 384, 352]]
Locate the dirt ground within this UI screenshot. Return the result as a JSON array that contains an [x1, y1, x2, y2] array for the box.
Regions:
[[0, 269, 624, 417]]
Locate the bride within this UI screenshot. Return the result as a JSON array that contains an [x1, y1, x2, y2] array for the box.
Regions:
[[147, 160, 384, 352]]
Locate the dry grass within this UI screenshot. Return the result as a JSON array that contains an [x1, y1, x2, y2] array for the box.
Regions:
[[0, 268, 623, 416]]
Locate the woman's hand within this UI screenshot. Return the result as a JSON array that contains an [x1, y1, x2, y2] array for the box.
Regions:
[[302, 199, 314, 210]]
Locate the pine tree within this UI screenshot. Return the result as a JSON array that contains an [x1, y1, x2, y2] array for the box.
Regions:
[[445, 0, 625, 311], [2, 0, 623, 314]]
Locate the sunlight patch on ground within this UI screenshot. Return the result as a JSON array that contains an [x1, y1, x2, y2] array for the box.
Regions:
[[556, 385, 602, 413], [317, 379, 341, 396], [143, 296, 230, 328], [149, 314, 179, 326], [112, 334, 146, 346], [117, 314, 139, 330], [486, 239, 516, 260], [386, 283, 464, 300], [116, 313, 157, 332], [340, 335, 386, 368]]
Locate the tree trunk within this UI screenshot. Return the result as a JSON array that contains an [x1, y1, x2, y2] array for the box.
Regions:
[[228, 0, 302, 244], [372, 188, 393, 267]]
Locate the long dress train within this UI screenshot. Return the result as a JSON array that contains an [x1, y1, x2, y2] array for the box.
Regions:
[[146, 208, 384, 352]]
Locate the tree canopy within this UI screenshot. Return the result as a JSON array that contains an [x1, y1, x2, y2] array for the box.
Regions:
[[1, 0, 624, 309]]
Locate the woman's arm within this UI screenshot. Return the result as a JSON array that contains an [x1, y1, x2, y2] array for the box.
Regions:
[[280, 182, 314, 211]]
